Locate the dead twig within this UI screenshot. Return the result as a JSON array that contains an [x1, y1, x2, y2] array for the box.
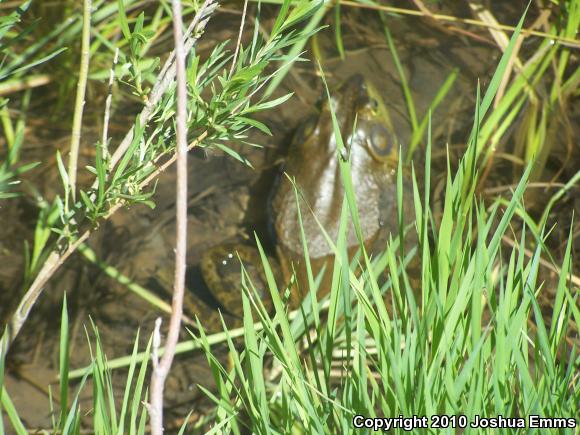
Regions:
[[148, 0, 190, 432], [101, 48, 119, 159], [229, 0, 248, 77], [0, 74, 52, 96], [501, 234, 580, 289]]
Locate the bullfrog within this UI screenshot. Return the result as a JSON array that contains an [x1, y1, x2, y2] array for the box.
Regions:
[[271, 74, 413, 307], [157, 74, 414, 330]]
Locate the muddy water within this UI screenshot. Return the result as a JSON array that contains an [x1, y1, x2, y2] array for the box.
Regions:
[[2, 3, 576, 431]]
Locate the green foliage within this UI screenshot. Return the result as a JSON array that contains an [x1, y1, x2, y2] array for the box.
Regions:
[[0, 0, 67, 81], [179, 9, 579, 432], [0, 1, 64, 201], [2, 0, 322, 298], [66, 0, 322, 230], [495, 0, 579, 177], [0, 158, 37, 199], [1, 296, 154, 435], [0, 1, 577, 433], [186, 142, 578, 431], [117, 2, 158, 98]]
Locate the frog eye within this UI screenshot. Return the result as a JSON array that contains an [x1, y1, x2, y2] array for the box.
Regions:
[[367, 124, 395, 161], [370, 98, 380, 112]]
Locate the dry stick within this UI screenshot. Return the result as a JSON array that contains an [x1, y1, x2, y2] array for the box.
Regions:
[[410, 0, 434, 18], [0, 130, 208, 351], [3, 233, 89, 348], [0, 2, 218, 353], [411, 0, 492, 45], [148, 0, 189, 432], [0, 74, 52, 96], [483, 182, 566, 195], [501, 234, 580, 289], [67, 0, 92, 204]]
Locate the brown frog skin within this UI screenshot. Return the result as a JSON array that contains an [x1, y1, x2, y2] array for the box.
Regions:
[[271, 74, 412, 307], [166, 74, 414, 329], [154, 244, 277, 329]]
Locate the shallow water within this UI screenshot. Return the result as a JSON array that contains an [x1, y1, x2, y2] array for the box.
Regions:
[[2, 2, 577, 430]]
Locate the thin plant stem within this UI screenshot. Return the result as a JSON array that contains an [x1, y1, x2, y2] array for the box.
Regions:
[[501, 234, 580, 288], [67, 307, 302, 379], [0, 105, 14, 151], [149, 0, 189, 432], [2, 232, 91, 351], [77, 243, 197, 326], [229, 0, 248, 77], [0, 74, 52, 95], [67, 0, 92, 204], [101, 47, 119, 159]]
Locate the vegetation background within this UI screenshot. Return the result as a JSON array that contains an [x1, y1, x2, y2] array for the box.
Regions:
[[0, 0, 578, 433]]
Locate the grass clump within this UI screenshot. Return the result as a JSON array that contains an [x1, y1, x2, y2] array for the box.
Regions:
[[0, 1, 578, 433], [187, 107, 578, 435], [185, 11, 579, 433]]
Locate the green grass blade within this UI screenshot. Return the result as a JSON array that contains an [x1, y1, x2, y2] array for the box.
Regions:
[[59, 294, 70, 430]]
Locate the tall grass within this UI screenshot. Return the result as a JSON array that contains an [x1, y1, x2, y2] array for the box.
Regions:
[[185, 11, 579, 434], [181, 153, 578, 430], [2, 296, 154, 435], [188, 134, 578, 427], [0, 1, 577, 433]]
